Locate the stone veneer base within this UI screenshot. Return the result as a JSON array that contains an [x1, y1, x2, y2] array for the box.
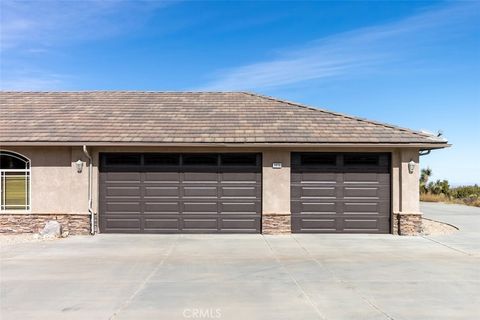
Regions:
[[0, 214, 91, 235], [2, 213, 422, 236], [262, 214, 291, 234], [393, 212, 423, 236]]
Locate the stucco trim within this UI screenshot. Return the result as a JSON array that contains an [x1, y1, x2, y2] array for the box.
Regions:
[[395, 211, 423, 216]]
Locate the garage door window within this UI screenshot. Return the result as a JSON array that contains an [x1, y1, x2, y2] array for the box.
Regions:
[[104, 154, 141, 166], [0, 151, 31, 211], [300, 154, 337, 166], [221, 154, 257, 166], [344, 154, 379, 166], [144, 154, 180, 166], [183, 154, 218, 166]]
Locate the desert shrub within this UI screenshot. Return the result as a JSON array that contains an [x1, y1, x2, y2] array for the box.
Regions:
[[420, 193, 448, 202], [451, 184, 480, 199], [427, 179, 451, 196], [419, 170, 479, 207]]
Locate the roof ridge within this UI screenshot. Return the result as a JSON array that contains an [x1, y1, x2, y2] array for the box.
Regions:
[[0, 90, 243, 94], [242, 91, 445, 142]]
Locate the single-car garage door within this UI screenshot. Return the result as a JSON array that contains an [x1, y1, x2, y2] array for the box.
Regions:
[[99, 153, 261, 233], [291, 153, 390, 233]]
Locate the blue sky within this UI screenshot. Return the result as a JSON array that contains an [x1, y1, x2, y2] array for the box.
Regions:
[[1, 0, 479, 185]]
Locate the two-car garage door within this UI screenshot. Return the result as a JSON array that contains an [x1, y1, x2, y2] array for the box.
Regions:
[[99, 153, 261, 233]]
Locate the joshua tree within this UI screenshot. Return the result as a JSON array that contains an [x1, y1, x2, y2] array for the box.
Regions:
[[420, 168, 432, 194]]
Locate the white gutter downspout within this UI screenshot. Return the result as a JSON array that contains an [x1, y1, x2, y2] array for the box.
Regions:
[[82, 146, 95, 234]]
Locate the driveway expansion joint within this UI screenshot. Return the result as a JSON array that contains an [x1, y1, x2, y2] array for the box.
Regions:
[[292, 235, 396, 320], [262, 235, 327, 320], [108, 236, 179, 320], [421, 236, 472, 256]]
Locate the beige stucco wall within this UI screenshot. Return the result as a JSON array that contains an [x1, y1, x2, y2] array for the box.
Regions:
[[391, 147, 421, 215], [399, 148, 421, 213], [1, 146, 423, 222], [2, 147, 89, 214], [262, 150, 291, 214]]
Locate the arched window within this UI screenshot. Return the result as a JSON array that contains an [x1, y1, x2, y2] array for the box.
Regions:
[[0, 151, 31, 211]]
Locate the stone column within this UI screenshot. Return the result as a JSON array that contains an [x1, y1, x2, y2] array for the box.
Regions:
[[262, 150, 291, 234], [393, 148, 422, 235]]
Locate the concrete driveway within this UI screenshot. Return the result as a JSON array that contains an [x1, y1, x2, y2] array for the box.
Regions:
[[1, 203, 479, 320]]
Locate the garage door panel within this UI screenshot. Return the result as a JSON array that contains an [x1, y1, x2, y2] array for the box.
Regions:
[[343, 201, 389, 215], [343, 217, 390, 233], [183, 218, 218, 231], [104, 172, 141, 183], [344, 173, 389, 184], [103, 217, 141, 231], [292, 153, 390, 234], [183, 172, 218, 183], [144, 201, 180, 213], [144, 172, 181, 183], [220, 172, 259, 183], [220, 201, 259, 214], [183, 186, 218, 197], [105, 202, 141, 213], [292, 217, 336, 232], [293, 216, 388, 233], [291, 172, 337, 184], [292, 201, 336, 214], [144, 218, 180, 231], [106, 186, 141, 197], [292, 185, 337, 198], [343, 186, 389, 199], [221, 186, 258, 198], [220, 218, 259, 232], [183, 201, 218, 214], [343, 218, 385, 231], [144, 186, 179, 198]]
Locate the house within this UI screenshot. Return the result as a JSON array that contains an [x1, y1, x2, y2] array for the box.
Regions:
[[0, 91, 449, 235]]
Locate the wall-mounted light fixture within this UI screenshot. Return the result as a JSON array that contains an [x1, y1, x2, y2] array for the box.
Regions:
[[272, 162, 282, 169], [408, 160, 415, 174], [75, 160, 84, 173]]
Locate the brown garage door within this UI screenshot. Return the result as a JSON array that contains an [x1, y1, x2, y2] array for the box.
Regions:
[[291, 153, 390, 233], [99, 153, 261, 233]]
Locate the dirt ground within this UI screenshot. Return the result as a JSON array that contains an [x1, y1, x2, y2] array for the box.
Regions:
[[0, 234, 60, 246], [422, 218, 458, 235]]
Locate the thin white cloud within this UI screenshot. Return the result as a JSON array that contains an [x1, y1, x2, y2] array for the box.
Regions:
[[0, 0, 171, 51], [0, 68, 68, 91], [0, 0, 173, 90], [199, 2, 479, 91]]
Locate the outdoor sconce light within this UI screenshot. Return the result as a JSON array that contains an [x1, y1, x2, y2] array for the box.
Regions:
[[75, 160, 84, 173], [408, 160, 415, 174]]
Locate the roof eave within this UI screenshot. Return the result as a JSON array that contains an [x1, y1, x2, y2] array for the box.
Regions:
[[0, 141, 451, 149]]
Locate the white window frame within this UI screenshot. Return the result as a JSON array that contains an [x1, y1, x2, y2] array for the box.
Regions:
[[0, 150, 31, 212]]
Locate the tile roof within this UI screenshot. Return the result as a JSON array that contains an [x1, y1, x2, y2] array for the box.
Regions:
[[0, 91, 448, 146]]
